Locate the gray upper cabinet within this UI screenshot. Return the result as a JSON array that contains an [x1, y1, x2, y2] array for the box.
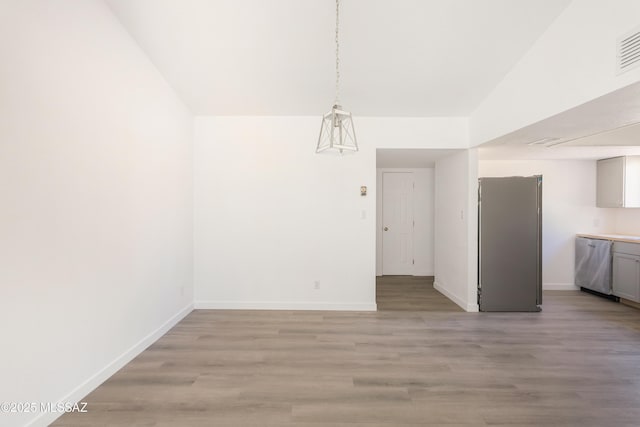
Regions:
[[596, 156, 640, 208]]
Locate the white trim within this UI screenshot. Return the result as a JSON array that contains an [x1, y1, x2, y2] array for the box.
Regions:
[[465, 303, 480, 312], [433, 281, 478, 312], [376, 272, 434, 278], [30, 304, 194, 427], [413, 270, 435, 277], [194, 301, 377, 311], [544, 282, 579, 291]]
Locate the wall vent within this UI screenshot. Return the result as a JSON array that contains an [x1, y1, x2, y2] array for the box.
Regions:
[[617, 26, 640, 74]]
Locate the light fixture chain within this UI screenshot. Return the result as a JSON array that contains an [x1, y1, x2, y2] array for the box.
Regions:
[[335, 0, 340, 104], [316, 0, 357, 154]]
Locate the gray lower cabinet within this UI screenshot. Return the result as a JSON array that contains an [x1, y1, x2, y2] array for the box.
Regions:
[[612, 242, 640, 302]]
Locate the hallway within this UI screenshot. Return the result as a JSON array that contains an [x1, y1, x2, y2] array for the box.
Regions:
[[376, 276, 463, 312]]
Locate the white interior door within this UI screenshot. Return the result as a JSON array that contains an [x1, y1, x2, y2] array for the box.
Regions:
[[382, 172, 414, 275]]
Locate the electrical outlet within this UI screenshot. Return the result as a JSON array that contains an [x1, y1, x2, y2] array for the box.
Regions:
[[180, 286, 185, 297], [314, 281, 320, 290]]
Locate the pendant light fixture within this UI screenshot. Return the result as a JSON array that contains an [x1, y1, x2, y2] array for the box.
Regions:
[[316, 0, 358, 154]]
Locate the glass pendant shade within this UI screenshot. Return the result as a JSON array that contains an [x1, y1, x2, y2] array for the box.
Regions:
[[316, 104, 358, 153]]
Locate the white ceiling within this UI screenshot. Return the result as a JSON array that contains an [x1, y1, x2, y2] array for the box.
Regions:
[[566, 122, 640, 147], [105, 0, 570, 116], [479, 145, 640, 161], [483, 81, 640, 148], [480, 80, 640, 160]]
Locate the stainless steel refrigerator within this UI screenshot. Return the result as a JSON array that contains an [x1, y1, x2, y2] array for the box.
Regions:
[[478, 176, 542, 312]]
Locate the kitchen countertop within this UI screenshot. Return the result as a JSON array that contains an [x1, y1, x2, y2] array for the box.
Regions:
[[577, 233, 640, 244]]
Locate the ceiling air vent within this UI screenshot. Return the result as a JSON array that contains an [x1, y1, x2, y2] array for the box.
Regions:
[[617, 26, 640, 74]]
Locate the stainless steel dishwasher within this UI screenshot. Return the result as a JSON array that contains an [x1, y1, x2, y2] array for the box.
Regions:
[[575, 237, 613, 295]]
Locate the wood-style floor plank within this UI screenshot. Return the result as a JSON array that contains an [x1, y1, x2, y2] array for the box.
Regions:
[[53, 280, 640, 426], [376, 276, 463, 311]]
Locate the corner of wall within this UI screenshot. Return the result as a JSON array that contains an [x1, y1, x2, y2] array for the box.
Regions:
[[434, 280, 478, 312], [28, 304, 193, 427]]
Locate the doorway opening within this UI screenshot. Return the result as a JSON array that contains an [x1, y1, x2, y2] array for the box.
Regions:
[[375, 148, 463, 311]]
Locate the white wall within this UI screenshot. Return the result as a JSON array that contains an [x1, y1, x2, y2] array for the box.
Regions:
[[471, 0, 640, 145], [434, 150, 479, 312], [479, 159, 616, 289], [614, 209, 640, 235], [376, 168, 435, 277], [366, 117, 469, 149], [194, 116, 468, 310], [0, 2, 193, 426], [194, 117, 376, 310]]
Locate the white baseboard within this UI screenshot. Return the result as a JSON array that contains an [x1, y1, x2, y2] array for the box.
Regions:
[[414, 271, 435, 277], [30, 303, 193, 427], [465, 303, 480, 312], [544, 282, 579, 291], [194, 300, 377, 311], [433, 281, 478, 312], [376, 273, 435, 277]]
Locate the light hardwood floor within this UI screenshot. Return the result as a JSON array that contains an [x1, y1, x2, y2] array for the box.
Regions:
[[54, 286, 640, 426], [376, 276, 462, 312]]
